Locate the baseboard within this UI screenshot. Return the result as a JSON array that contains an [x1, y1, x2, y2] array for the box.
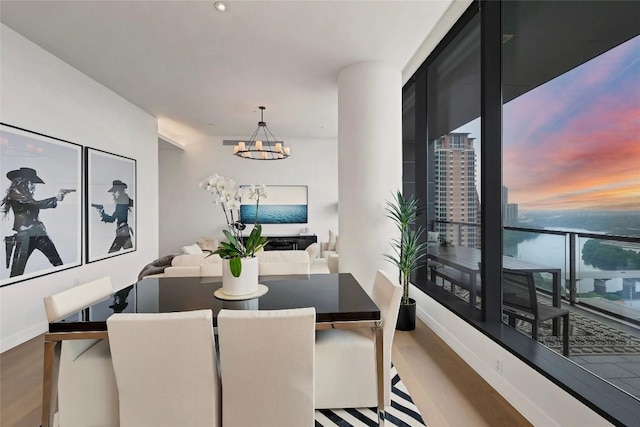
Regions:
[[1, 321, 46, 353]]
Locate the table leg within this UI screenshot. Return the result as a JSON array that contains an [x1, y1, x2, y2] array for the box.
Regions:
[[41, 340, 60, 427], [375, 324, 385, 426]]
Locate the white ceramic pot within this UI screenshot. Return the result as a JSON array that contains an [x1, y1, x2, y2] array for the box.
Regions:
[[221, 256, 259, 296]]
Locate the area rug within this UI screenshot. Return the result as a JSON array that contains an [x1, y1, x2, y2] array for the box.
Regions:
[[525, 309, 640, 355], [314, 365, 426, 426]]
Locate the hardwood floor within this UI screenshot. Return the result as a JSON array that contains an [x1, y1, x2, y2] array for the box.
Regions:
[[1, 319, 530, 427], [1, 334, 44, 427], [393, 319, 531, 426]]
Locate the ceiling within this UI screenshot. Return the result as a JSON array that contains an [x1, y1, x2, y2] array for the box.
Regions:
[[0, 0, 453, 145]]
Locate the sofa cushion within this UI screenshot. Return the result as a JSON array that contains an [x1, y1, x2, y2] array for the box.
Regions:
[[305, 243, 319, 259], [197, 237, 219, 252], [181, 244, 203, 255], [257, 250, 309, 264], [200, 263, 222, 277], [163, 266, 200, 277], [172, 254, 222, 267], [310, 258, 330, 274], [257, 250, 310, 275], [328, 229, 338, 251], [321, 250, 337, 260]]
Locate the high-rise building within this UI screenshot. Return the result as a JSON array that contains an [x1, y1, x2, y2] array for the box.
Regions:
[[434, 133, 480, 248], [502, 185, 519, 226]]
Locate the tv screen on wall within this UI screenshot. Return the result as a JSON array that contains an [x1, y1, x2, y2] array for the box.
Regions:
[[239, 185, 308, 224]]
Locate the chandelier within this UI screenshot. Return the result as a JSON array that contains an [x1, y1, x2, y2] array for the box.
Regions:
[[233, 106, 290, 160]]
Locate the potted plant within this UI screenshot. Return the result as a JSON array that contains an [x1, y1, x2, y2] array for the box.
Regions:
[[385, 190, 427, 331], [200, 175, 267, 296]]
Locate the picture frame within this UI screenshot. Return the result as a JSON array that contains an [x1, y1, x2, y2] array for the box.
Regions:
[[0, 123, 83, 287], [239, 185, 308, 224], [85, 148, 136, 263]]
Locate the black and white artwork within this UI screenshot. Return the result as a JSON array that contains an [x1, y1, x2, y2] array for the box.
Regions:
[[86, 148, 136, 262], [0, 124, 82, 287]]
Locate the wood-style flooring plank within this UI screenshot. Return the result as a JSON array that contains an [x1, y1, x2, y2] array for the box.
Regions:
[[392, 318, 532, 427], [1, 320, 530, 427], [1, 334, 44, 427]]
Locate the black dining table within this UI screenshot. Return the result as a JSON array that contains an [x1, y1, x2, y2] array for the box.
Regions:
[[42, 273, 387, 426]]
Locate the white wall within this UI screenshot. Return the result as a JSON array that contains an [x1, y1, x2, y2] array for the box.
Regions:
[[0, 24, 159, 352], [158, 136, 338, 255]]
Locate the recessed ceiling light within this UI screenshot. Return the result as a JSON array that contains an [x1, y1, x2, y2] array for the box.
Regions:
[[214, 2, 226, 12]]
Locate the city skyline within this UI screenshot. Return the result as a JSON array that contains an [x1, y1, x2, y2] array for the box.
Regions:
[[503, 35, 639, 212]]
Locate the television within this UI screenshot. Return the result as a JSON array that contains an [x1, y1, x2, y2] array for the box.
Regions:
[[239, 185, 308, 224]]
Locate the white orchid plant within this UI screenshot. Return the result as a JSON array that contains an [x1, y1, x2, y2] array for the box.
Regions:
[[199, 175, 268, 277]]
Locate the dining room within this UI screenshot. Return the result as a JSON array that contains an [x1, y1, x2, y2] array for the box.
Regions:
[[2, 1, 638, 426]]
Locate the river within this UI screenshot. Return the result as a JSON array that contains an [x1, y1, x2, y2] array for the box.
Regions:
[[512, 227, 602, 273], [511, 227, 640, 295]]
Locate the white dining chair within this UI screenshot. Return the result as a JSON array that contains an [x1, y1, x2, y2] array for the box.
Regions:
[[43, 276, 119, 427], [106, 309, 221, 427], [217, 307, 316, 427], [315, 269, 402, 409]]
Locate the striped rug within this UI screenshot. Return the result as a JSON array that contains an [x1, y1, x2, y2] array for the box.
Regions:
[[314, 365, 426, 426]]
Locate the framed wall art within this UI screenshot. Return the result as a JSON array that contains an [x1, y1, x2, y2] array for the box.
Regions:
[[85, 148, 136, 263], [0, 123, 83, 287], [239, 185, 308, 224]]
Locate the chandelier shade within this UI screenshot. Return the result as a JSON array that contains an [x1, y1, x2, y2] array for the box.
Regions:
[[234, 106, 290, 160]]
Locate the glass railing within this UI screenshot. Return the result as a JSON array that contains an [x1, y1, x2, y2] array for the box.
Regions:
[[432, 219, 640, 324], [431, 221, 640, 401]]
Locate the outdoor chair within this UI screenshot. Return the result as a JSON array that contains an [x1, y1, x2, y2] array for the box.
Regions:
[[503, 269, 570, 356]]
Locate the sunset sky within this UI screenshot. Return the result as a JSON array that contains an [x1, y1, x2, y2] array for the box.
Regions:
[[502, 35, 640, 212]]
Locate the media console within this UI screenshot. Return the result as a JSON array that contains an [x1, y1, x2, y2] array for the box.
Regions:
[[243, 234, 317, 251]]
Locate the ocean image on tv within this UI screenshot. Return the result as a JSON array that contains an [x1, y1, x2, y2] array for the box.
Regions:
[[240, 205, 308, 224]]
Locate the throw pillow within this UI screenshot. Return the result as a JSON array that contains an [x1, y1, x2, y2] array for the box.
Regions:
[[197, 237, 219, 252], [328, 229, 338, 251], [334, 236, 339, 252], [182, 244, 203, 255], [427, 231, 440, 243], [305, 242, 319, 259]]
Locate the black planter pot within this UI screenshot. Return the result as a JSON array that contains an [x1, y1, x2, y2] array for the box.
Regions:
[[396, 298, 416, 331]]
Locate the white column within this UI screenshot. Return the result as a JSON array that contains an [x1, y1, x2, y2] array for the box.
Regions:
[[338, 61, 402, 291]]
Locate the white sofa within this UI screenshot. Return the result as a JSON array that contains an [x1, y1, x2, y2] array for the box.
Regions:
[[320, 242, 339, 273], [161, 250, 330, 277]]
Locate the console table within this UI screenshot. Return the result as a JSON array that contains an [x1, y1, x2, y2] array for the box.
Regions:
[[243, 234, 317, 251]]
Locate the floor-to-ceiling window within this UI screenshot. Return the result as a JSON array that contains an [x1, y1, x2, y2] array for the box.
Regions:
[[404, 0, 640, 422], [501, 0, 640, 402]]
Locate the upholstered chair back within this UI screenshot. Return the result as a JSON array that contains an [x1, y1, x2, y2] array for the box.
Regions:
[[107, 310, 221, 427], [217, 307, 316, 426]]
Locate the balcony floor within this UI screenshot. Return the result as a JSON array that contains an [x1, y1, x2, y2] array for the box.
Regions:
[[439, 279, 640, 401]]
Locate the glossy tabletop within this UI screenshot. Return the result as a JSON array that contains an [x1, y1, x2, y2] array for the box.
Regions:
[[49, 273, 381, 333]]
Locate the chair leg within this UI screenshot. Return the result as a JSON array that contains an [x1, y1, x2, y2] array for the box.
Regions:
[[532, 321, 538, 341], [508, 315, 516, 328], [562, 314, 570, 357]]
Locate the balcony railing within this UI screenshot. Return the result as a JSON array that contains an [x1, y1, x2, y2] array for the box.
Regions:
[[432, 219, 640, 325]]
